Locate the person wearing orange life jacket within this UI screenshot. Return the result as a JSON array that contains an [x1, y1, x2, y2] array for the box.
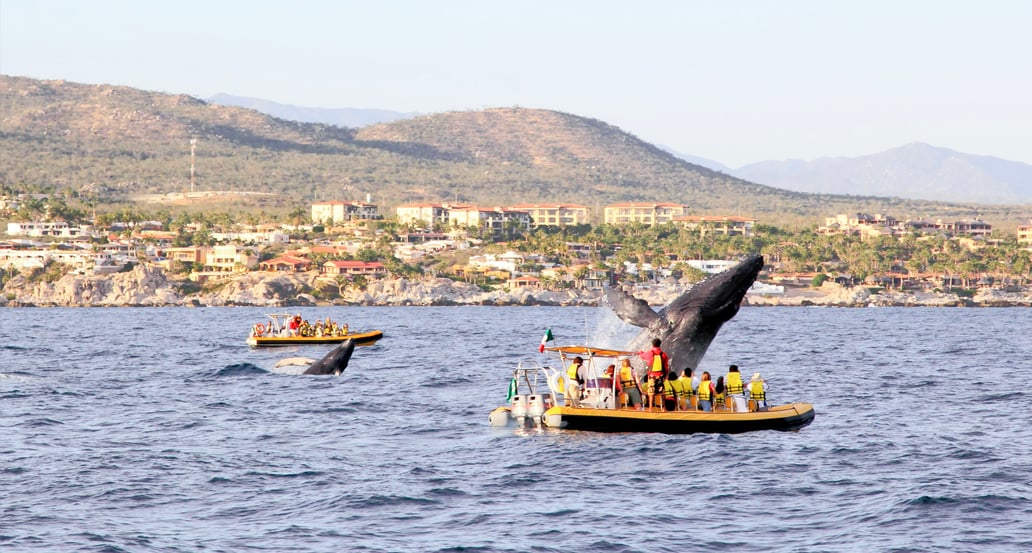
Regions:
[[696, 371, 715, 412], [637, 338, 669, 410], [615, 358, 643, 409], [725, 365, 748, 412]]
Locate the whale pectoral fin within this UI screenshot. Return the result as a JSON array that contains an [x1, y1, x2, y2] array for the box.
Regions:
[[605, 285, 661, 328]]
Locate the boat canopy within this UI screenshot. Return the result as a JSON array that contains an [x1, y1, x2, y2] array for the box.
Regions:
[[544, 345, 634, 358]]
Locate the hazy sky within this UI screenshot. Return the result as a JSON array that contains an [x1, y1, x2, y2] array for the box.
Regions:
[[2, 0, 1030, 167]]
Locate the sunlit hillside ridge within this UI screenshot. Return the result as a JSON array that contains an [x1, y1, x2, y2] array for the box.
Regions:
[[0, 74, 1025, 228]]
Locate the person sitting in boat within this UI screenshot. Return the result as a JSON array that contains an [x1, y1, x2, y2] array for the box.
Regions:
[[341, 323, 349, 335], [747, 373, 768, 411], [637, 338, 669, 411], [616, 358, 643, 409], [252, 322, 265, 337], [314, 322, 325, 337], [696, 371, 715, 412], [725, 365, 748, 412], [713, 376, 727, 410], [663, 370, 682, 411], [677, 368, 695, 410]]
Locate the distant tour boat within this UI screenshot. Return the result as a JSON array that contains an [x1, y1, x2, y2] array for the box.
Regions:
[[247, 313, 383, 347], [489, 345, 815, 434]]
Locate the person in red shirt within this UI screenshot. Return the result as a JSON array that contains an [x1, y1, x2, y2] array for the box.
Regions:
[[637, 338, 669, 410]]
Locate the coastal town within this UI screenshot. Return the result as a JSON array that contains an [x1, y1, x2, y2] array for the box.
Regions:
[[3, 195, 1032, 307]]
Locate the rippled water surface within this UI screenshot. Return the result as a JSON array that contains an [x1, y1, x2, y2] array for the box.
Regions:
[[2, 306, 1031, 552]]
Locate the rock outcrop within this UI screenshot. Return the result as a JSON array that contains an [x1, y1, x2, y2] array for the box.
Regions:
[[2, 264, 183, 307], [3, 266, 1032, 308]]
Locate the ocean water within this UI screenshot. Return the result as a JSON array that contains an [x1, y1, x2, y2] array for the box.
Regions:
[[2, 305, 1031, 553]]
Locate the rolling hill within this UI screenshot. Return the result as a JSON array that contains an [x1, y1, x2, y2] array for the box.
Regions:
[[1, 75, 1023, 226]]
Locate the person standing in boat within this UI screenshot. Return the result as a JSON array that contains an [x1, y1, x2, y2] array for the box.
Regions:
[[565, 356, 585, 406], [725, 365, 748, 412], [616, 358, 643, 409], [637, 338, 669, 411]]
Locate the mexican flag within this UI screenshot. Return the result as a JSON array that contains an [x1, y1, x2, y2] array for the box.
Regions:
[[538, 328, 554, 353]]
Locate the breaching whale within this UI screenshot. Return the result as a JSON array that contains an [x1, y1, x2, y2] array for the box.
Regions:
[[274, 340, 356, 375], [605, 254, 764, 373]]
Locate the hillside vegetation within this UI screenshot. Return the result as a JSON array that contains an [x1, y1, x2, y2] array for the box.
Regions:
[[1, 75, 1023, 227]]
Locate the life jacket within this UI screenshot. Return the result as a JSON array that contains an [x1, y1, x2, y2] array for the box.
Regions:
[[669, 378, 688, 398], [647, 348, 666, 376], [678, 376, 694, 396], [713, 388, 726, 403], [726, 372, 744, 394], [567, 363, 580, 380], [697, 381, 712, 401], [749, 383, 766, 401], [619, 365, 636, 389], [664, 379, 675, 397]]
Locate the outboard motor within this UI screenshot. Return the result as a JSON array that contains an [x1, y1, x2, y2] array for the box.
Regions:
[[526, 395, 545, 425], [510, 395, 528, 420]]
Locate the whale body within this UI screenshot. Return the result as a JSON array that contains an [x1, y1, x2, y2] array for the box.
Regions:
[[294, 340, 355, 376], [606, 254, 764, 372]]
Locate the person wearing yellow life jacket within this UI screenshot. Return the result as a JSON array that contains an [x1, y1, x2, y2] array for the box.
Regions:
[[747, 372, 768, 411], [637, 338, 669, 411], [713, 376, 727, 410], [616, 358, 643, 409], [677, 368, 695, 410], [565, 357, 585, 406], [726, 365, 748, 412], [664, 371, 682, 411], [696, 371, 715, 412]]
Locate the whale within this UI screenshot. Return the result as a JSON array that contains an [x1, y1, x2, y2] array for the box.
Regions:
[[274, 340, 355, 375], [605, 254, 764, 373]]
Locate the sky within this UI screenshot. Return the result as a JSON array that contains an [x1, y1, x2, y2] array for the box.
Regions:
[[2, 0, 1030, 168]]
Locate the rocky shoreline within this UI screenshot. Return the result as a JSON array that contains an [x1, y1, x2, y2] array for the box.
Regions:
[[3, 264, 1032, 308]]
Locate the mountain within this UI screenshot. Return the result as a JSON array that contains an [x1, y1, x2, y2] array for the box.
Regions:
[[658, 147, 733, 174], [206, 93, 419, 128], [733, 143, 1032, 205], [0, 75, 1018, 226]]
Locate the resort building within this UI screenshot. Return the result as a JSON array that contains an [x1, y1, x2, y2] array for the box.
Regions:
[[1018, 221, 1032, 245], [5, 221, 94, 238], [674, 215, 756, 236], [311, 200, 380, 224], [322, 260, 387, 278], [446, 206, 532, 235], [395, 204, 458, 227], [603, 203, 687, 226], [820, 212, 993, 239], [508, 203, 591, 227], [258, 255, 312, 272]]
